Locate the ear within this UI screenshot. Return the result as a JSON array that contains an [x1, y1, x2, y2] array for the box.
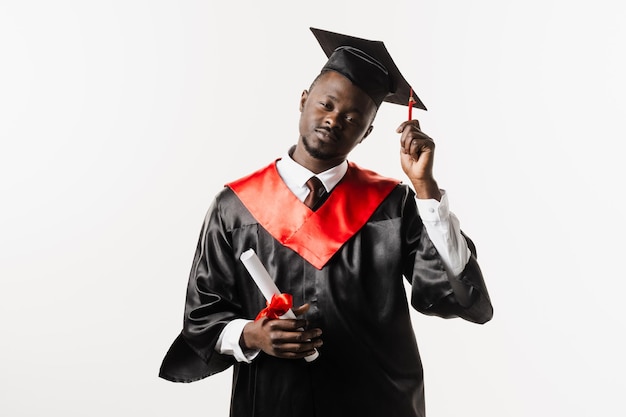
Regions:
[[299, 90, 309, 112], [360, 125, 374, 143]]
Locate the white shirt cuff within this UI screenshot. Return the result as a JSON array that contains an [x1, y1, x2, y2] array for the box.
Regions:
[[214, 319, 260, 363], [415, 190, 471, 276]]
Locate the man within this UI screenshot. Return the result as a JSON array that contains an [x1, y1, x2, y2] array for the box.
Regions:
[[160, 27, 493, 417]]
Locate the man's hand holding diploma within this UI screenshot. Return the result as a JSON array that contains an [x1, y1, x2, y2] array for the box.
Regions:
[[239, 248, 322, 361], [240, 303, 323, 360]]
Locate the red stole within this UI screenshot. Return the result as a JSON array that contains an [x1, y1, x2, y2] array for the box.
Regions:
[[227, 160, 400, 269]]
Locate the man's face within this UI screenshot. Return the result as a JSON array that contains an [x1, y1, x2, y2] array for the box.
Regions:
[[297, 71, 377, 165]]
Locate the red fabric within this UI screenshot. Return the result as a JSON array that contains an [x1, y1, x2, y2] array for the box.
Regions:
[[227, 160, 400, 269], [255, 293, 293, 321]]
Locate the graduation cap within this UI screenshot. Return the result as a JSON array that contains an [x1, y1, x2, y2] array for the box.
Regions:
[[310, 27, 427, 111]]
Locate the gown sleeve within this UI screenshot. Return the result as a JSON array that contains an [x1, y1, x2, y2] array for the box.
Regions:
[[402, 188, 493, 324], [159, 190, 242, 382]]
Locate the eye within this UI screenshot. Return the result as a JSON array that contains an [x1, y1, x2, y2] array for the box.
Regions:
[[345, 114, 358, 124], [319, 101, 332, 110]]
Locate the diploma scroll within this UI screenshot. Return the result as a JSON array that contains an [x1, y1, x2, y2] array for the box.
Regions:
[[240, 248, 319, 362]]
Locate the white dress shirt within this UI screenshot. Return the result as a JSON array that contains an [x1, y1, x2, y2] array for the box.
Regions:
[[215, 153, 471, 362]]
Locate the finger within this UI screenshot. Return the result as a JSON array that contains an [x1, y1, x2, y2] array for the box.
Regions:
[[403, 134, 424, 155], [400, 128, 414, 153], [396, 119, 421, 133], [273, 339, 323, 357], [396, 120, 409, 133], [267, 318, 309, 331], [268, 326, 322, 346], [293, 327, 323, 342], [406, 139, 419, 159], [291, 303, 310, 316], [274, 348, 318, 359], [400, 124, 427, 149], [403, 138, 413, 155]]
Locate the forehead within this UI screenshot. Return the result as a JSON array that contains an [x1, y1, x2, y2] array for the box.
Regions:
[[311, 71, 377, 112]]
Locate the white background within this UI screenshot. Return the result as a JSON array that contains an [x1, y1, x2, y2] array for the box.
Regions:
[[1, 1, 625, 416]]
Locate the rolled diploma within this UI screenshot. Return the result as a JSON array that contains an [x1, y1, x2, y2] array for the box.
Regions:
[[240, 248, 319, 361]]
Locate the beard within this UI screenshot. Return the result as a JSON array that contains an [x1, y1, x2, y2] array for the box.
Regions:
[[300, 134, 337, 161]]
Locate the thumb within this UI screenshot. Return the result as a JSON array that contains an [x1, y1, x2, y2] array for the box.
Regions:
[[291, 303, 310, 316]]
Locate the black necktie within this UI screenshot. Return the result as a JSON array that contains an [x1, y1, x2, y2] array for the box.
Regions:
[[304, 176, 327, 210]]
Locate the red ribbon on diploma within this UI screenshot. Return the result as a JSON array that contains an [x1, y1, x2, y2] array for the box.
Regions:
[[255, 293, 293, 321]]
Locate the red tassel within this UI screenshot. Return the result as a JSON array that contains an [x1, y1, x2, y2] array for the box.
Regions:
[[408, 87, 416, 121]]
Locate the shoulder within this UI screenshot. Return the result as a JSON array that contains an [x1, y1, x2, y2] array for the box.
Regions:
[[346, 161, 399, 185], [226, 160, 278, 191], [207, 186, 257, 232], [346, 161, 413, 198]]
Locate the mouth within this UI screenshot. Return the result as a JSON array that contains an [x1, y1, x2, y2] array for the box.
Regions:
[[315, 127, 339, 143]]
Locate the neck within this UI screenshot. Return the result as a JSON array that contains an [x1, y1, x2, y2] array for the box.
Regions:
[[291, 143, 345, 174]]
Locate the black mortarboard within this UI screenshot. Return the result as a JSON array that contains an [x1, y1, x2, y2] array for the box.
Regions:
[[310, 27, 426, 111]]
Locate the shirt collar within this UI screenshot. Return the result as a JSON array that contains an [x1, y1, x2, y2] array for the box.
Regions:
[[277, 150, 348, 193]]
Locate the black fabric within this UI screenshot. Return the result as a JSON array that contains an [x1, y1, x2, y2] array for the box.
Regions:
[[159, 179, 492, 417], [322, 46, 392, 107], [311, 27, 427, 110]]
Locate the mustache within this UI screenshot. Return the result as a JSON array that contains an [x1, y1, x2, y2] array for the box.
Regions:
[[316, 126, 340, 142]]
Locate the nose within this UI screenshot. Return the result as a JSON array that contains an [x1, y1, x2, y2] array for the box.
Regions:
[[324, 111, 342, 130]]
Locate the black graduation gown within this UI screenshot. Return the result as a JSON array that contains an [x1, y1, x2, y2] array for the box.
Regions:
[[159, 161, 493, 417]]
